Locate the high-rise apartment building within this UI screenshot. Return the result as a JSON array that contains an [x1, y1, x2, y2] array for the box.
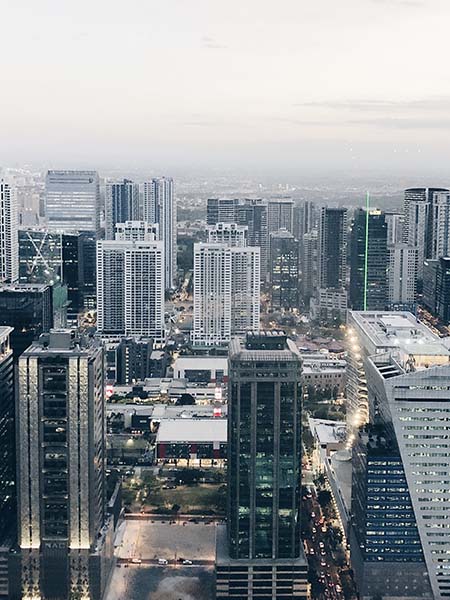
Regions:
[[350, 209, 388, 311], [105, 179, 140, 239], [207, 222, 248, 247], [403, 187, 449, 281], [216, 332, 308, 599], [192, 243, 260, 346], [269, 229, 299, 310], [142, 178, 176, 289], [387, 243, 417, 307], [10, 331, 113, 600], [45, 170, 101, 234], [0, 180, 18, 283], [114, 220, 158, 242], [0, 284, 53, 359], [347, 311, 450, 600], [427, 190, 450, 260], [318, 207, 347, 289], [96, 239, 165, 342], [207, 198, 269, 272]]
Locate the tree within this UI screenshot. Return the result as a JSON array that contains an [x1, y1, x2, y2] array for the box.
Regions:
[[178, 468, 203, 485], [317, 489, 333, 509], [176, 393, 195, 406]]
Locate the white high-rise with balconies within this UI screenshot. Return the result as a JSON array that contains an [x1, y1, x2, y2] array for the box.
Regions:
[[97, 236, 164, 342], [0, 180, 18, 283], [193, 242, 260, 346], [207, 222, 248, 247], [142, 178, 176, 289]]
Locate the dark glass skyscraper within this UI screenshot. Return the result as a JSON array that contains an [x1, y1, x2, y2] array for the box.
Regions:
[[105, 179, 140, 239], [0, 283, 53, 359], [216, 332, 307, 599], [318, 207, 347, 289], [350, 209, 388, 310], [269, 230, 299, 311], [0, 327, 15, 540], [435, 256, 450, 323]]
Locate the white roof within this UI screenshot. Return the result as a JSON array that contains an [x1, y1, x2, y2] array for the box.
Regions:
[[309, 418, 347, 445], [173, 356, 228, 370], [156, 418, 227, 443]]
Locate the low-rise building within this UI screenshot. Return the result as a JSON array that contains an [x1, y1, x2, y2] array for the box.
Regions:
[[301, 354, 347, 394], [156, 418, 227, 466], [171, 355, 228, 383]]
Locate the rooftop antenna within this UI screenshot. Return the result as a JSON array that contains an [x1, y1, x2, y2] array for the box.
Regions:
[[363, 191, 370, 311]]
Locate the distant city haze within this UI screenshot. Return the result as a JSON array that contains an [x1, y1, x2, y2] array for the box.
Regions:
[[2, 0, 450, 173]]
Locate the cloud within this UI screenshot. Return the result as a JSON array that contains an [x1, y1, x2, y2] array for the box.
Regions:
[[293, 98, 450, 112], [368, 0, 424, 6], [351, 117, 450, 129], [201, 35, 228, 49]]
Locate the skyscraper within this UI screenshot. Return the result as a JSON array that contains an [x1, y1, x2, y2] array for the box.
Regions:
[[0, 180, 18, 283], [402, 187, 449, 281], [347, 311, 450, 600], [269, 229, 299, 311], [318, 207, 347, 289], [427, 190, 450, 260], [105, 179, 140, 239], [0, 284, 53, 359], [207, 198, 240, 225], [114, 220, 158, 242], [207, 222, 248, 246], [142, 178, 176, 289], [0, 327, 15, 540], [192, 243, 260, 346], [435, 256, 450, 323], [45, 170, 101, 235], [350, 209, 388, 311], [10, 330, 113, 600], [300, 229, 318, 301], [387, 243, 417, 307], [267, 198, 294, 235], [216, 332, 307, 599], [96, 239, 165, 342]]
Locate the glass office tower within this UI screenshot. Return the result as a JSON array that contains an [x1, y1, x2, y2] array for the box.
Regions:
[[216, 331, 307, 600]]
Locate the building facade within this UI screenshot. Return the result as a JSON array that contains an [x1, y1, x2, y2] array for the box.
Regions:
[[0, 180, 18, 284], [105, 179, 140, 239], [350, 209, 388, 311], [318, 207, 347, 289], [387, 243, 417, 307], [193, 243, 260, 346], [216, 332, 307, 599], [142, 178, 176, 289], [96, 240, 165, 342], [269, 229, 299, 311], [207, 222, 248, 247], [45, 170, 101, 234], [11, 331, 113, 600]]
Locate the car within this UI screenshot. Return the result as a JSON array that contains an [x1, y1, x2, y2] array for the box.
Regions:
[[182, 559, 193, 565], [319, 541, 324, 548], [311, 512, 316, 518], [309, 548, 315, 555], [320, 559, 327, 567], [322, 525, 327, 533], [312, 527, 317, 533], [158, 558, 168, 565], [321, 549, 326, 556], [131, 558, 142, 564], [336, 584, 342, 593]]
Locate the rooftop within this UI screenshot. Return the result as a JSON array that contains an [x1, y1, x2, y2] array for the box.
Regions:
[[349, 311, 449, 357], [309, 418, 347, 446]]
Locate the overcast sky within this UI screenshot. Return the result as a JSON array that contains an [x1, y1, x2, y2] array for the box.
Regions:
[[1, 0, 450, 173]]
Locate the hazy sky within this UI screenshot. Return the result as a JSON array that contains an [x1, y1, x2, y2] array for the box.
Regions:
[[2, 0, 450, 173]]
